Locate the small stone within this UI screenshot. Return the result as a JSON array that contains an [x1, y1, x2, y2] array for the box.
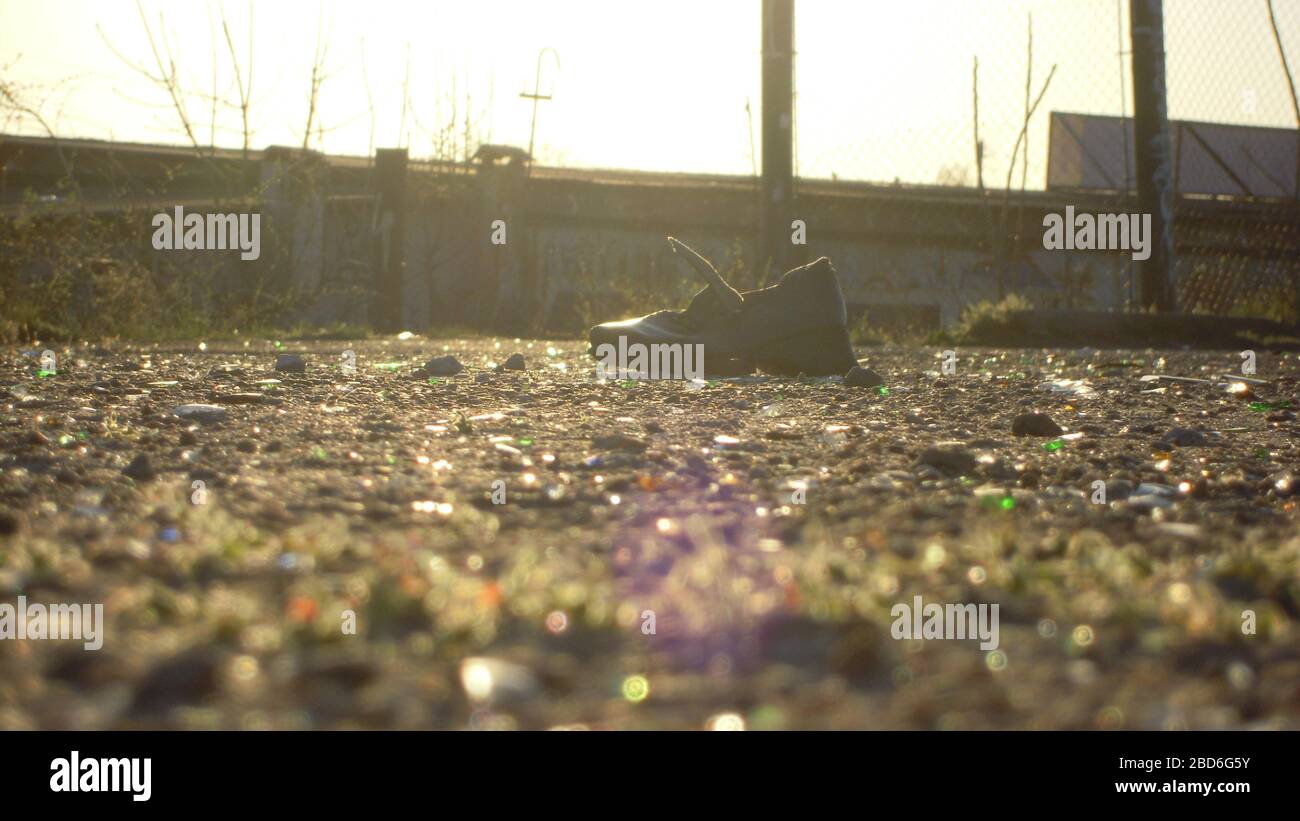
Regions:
[[1159, 427, 1209, 447], [274, 354, 306, 373], [499, 353, 526, 371], [24, 430, 51, 446], [475, 373, 492, 384], [1012, 412, 1064, 437], [0, 509, 18, 536], [843, 365, 885, 389], [218, 392, 265, 405], [179, 430, 199, 446], [765, 428, 803, 441], [129, 648, 222, 717], [1154, 522, 1203, 540], [1126, 492, 1175, 511], [236, 439, 258, 453], [593, 433, 649, 453], [424, 355, 464, 376], [123, 454, 156, 481], [173, 404, 229, 424], [917, 444, 977, 474]]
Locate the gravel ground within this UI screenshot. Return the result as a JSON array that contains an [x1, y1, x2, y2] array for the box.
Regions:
[[1, 337, 1298, 730]]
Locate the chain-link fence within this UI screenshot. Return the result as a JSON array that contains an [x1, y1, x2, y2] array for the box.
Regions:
[[796, 0, 1300, 321], [797, 0, 1299, 191]]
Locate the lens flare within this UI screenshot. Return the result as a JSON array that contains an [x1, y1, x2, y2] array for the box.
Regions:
[[622, 675, 650, 702]]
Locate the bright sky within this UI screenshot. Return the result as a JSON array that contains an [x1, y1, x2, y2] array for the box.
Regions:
[[2, 0, 1298, 188]]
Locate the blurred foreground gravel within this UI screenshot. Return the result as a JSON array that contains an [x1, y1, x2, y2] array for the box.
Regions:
[[1, 337, 1298, 729]]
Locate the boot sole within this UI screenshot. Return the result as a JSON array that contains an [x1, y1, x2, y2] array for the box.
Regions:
[[588, 325, 855, 377]]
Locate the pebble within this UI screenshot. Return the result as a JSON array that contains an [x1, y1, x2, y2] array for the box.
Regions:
[[1154, 522, 1203, 540], [218, 392, 265, 405], [122, 453, 156, 481], [173, 404, 229, 424], [593, 433, 649, 453], [843, 365, 885, 389], [1270, 472, 1295, 496], [424, 355, 464, 376], [274, 354, 306, 373], [1136, 482, 1179, 497], [1012, 412, 1064, 436], [129, 648, 222, 717], [499, 353, 526, 371], [1126, 493, 1175, 511], [917, 444, 977, 474], [1160, 427, 1209, 447]]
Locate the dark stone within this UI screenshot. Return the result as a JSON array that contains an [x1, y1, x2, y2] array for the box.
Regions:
[[424, 355, 464, 376], [274, 354, 306, 373], [123, 454, 156, 481], [218, 392, 265, 405], [593, 433, 649, 453], [843, 365, 885, 389], [1012, 412, 1064, 437], [499, 353, 526, 371], [917, 444, 977, 474], [1160, 427, 1209, 447], [128, 648, 223, 717]]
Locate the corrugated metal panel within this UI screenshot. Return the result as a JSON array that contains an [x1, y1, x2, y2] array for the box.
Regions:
[[1048, 111, 1299, 199]]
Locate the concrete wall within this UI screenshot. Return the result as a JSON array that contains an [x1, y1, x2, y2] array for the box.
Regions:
[[3, 133, 1296, 333]]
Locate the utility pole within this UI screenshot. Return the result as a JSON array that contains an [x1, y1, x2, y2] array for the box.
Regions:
[[760, 0, 795, 276], [1129, 0, 1176, 312], [520, 48, 560, 172]]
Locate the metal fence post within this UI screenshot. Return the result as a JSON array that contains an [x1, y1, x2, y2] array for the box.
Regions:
[[761, 0, 795, 278], [1129, 0, 1176, 312], [372, 148, 408, 331]]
